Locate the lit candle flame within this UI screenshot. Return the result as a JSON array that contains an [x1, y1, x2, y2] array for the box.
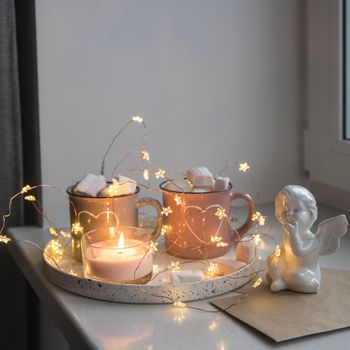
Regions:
[[118, 231, 125, 248]]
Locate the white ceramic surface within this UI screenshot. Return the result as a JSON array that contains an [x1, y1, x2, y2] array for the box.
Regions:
[[267, 185, 348, 293]]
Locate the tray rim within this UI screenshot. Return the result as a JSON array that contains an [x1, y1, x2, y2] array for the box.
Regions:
[[43, 239, 259, 304]]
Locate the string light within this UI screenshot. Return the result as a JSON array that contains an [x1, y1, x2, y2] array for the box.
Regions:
[[252, 211, 266, 226], [254, 233, 262, 245], [24, 195, 36, 202], [48, 227, 58, 237], [20, 185, 32, 194], [143, 169, 150, 181], [155, 169, 165, 179], [239, 162, 250, 172], [48, 239, 63, 261], [71, 222, 84, 235], [173, 195, 183, 206], [210, 236, 221, 243], [141, 150, 150, 161], [0, 235, 11, 244], [106, 178, 119, 196], [252, 277, 263, 288], [60, 230, 71, 238], [161, 225, 169, 235], [215, 208, 227, 220], [210, 236, 228, 247], [161, 206, 173, 216], [207, 262, 219, 278], [274, 244, 281, 257], [0, 115, 268, 309], [148, 241, 159, 252], [132, 116, 143, 123], [169, 261, 180, 272]]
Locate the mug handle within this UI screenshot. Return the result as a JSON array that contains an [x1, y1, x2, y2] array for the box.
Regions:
[[136, 198, 163, 240], [230, 191, 255, 238]]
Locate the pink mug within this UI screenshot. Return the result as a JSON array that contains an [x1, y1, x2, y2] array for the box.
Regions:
[[67, 185, 162, 261], [160, 181, 255, 259]]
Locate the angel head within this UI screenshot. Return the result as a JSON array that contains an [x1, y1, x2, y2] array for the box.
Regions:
[[275, 185, 317, 231]]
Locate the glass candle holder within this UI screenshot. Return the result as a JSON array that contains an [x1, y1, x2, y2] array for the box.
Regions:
[[81, 226, 154, 284]]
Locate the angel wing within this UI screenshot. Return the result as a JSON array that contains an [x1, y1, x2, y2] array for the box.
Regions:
[[315, 214, 348, 256]]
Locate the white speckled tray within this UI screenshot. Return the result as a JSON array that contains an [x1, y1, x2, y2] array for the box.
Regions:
[[43, 238, 259, 304]]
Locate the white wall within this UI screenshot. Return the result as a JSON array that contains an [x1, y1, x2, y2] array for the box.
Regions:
[[36, 0, 303, 227]]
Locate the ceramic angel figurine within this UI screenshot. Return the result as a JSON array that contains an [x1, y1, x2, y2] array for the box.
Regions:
[[267, 185, 348, 293]]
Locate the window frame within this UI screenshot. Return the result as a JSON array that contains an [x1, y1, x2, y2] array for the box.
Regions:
[[330, 0, 350, 155]]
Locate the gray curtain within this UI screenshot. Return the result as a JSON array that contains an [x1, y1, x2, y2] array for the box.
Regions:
[[0, 0, 27, 348]]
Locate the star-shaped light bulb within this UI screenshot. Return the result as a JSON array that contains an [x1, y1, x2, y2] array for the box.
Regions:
[[48, 227, 58, 236], [161, 225, 169, 235], [106, 178, 119, 196], [274, 244, 281, 257], [210, 236, 228, 247], [155, 169, 165, 179], [254, 233, 262, 245], [71, 222, 84, 235], [141, 150, 150, 161], [174, 195, 183, 206], [252, 211, 267, 226], [239, 162, 250, 172], [258, 215, 266, 226], [0, 235, 11, 244], [21, 185, 32, 194], [207, 262, 219, 278], [161, 206, 173, 216], [252, 277, 263, 288], [143, 169, 150, 181], [169, 261, 180, 272], [132, 116, 143, 123], [148, 241, 158, 252], [24, 195, 36, 202], [215, 208, 227, 220]]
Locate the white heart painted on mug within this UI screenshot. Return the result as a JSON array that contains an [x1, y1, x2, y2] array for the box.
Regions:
[[183, 204, 225, 244], [76, 210, 120, 231]]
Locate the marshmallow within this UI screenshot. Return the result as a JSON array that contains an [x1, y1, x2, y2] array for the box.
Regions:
[[192, 187, 211, 193], [187, 167, 215, 188], [171, 270, 204, 284], [164, 179, 192, 192], [214, 177, 230, 191], [99, 175, 137, 197], [74, 174, 106, 197], [117, 175, 137, 195], [235, 238, 256, 264]]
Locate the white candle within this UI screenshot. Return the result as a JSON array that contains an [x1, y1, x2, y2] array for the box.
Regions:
[[83, 232, 153, 283]]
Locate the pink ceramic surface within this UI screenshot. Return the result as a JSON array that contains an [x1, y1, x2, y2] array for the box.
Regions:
[[161, 181, 255, 259], [67, 185, 162, 260]]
